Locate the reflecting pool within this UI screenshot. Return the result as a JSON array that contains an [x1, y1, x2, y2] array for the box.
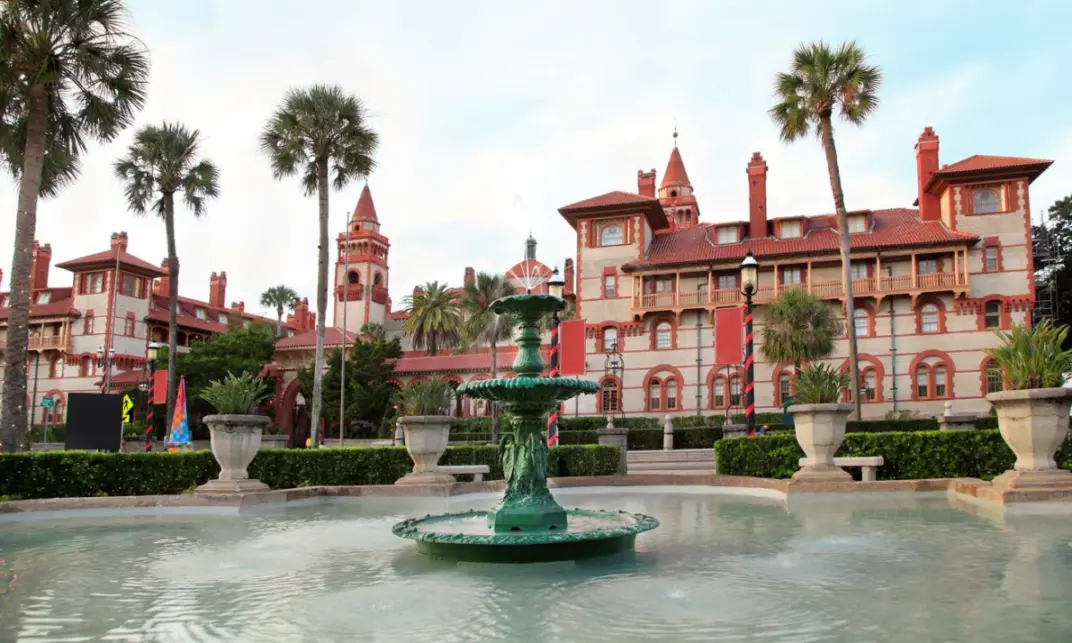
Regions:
[[1, 488, 1071, 642]]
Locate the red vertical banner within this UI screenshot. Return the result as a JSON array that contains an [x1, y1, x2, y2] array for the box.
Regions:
[[559, 319, 586, 375], [153, 370, 167, 404], [714, 307, 744, 364]]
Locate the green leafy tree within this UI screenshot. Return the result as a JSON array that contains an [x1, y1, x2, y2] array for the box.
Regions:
[[260, 285, 300, 337], [760, 288, 842, 371], [1033, 195, 1072, 346], [260, 84, 379, 447], [0, 0, 149, 450], [359, 322, 386, 343], [402, 281, 462, 356], [769, 40, 881, 420], [115, 123, 220, 427], [461, 272, 517, 443]]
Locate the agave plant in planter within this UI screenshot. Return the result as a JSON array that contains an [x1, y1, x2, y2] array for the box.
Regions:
[[395, 380, 456, 486], [197, 372, 273, 493], [984, 320, 1072, 490], [788, 363, 854, 481]]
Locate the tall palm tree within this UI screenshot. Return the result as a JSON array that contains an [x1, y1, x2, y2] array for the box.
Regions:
[[359, 322, 386, 343], [260, 84, 378, 447], [769, 40, 881, 421], [402, 282, 462, 357], [114, 123, 220, 427], [260, 285, 300, 337], [760, 288, 842, 371], [0, 0, 149, 450], [461, 272, 517, 443]]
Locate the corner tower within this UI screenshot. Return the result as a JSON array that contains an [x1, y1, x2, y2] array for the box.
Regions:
[[334, 184, 390, 333], [658, 130, 700, 229]]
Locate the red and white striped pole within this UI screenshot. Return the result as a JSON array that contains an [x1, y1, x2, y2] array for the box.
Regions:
[[546, 311, 560, 445], [741, 251, 759, 434], [144, 359, 155, 451]]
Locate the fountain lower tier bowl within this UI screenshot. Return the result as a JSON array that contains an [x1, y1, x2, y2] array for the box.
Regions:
[[456, 376, 599, 405], [392, 509, 660, 563]]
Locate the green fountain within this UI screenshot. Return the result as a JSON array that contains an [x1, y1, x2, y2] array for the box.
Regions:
[[392, 294, 659, 563]]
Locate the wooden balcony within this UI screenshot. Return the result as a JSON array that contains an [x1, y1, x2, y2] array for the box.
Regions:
[[336, 284, 364, 301], [632, 272, 968, 313], [0, 334, 68, 351]]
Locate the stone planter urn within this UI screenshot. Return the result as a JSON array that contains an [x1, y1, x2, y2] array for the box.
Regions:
[[789, 403, 854, 482], [196, 414, 271, 494], [987, 388, 1072, 490], [395, 415, 456, 486]]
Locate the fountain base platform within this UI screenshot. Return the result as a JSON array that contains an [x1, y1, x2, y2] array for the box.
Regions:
[[392, 508, 659, 563]]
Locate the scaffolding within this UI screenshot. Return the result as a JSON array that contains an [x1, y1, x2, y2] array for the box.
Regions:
[[1032, 209, 1062, 326]]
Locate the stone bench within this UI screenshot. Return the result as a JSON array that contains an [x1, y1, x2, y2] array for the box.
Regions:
[[799, 456, 884, 482], [438, 465, 491, 482]]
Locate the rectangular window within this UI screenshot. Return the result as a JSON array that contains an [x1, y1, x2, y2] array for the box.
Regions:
[[848, 215, 867, 233], [782, 267, 803, 285], [780, 220, 801, 239], [984, 302, 1001, 329], [218, 313, 229, 324], [850, 262, 869, 280], [713, 380, 725, 407], [863, 373, 876, 401], [716, 227, 739, 244], [729, 379, 741, 406], [35, 291, 51, 304], [918, 258, 938, 274], [666, 382, 677, 410], [603, 275, 616, 298], [86, 273, 104, 294], [984, 247, 999, 272], [119, 274, 135, 297], [649, 385, 660, 411], [854, 311, 869, 337], [654, 277, 673, 293], [195, 308, 206, 320], [717, 274, 737, 290], [124, 316, 135, 336], [84, 314, 95, 335], [916, 369, 928, 398]]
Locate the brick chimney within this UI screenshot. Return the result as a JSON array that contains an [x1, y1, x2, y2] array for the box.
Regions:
[[464, 266, 475, 286], [915, 127, 940, 221], [637, 169, 656, 198], [154, 258, 170, 296], [563, 258, 575, 295], [230, 301, 245, 313], [288, 297, 315, 331], [110, 231, 129, 252], [747, 152, 768, 238], [209, 271, 227, 307], [31, 241, 52, 290]]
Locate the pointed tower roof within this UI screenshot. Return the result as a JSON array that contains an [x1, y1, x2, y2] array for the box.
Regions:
[[351, 184, 379, 223], [660, 146, 691, 190]]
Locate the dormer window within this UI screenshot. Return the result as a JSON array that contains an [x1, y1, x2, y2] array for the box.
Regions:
[[195, 307, 206, 320], [780, 220, 801, 239], [973, 187, 1002, 214], [599, 223, 624, 247], [35, 291, 51, 304], [218, 313, 228, 324], [84, 272, 104, 294], [848, 215, 868, 233], [716, 226, 739, 244]]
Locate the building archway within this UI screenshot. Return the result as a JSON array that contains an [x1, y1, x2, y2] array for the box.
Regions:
[[278, 378, 304, 443]]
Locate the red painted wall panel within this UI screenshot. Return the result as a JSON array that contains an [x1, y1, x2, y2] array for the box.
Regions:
[[559, 319, 586, 375], [714, 307, 744, 365]]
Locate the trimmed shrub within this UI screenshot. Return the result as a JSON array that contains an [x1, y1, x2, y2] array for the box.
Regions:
[[715, 430, 1072, 481], [0, 445, 620, 501]]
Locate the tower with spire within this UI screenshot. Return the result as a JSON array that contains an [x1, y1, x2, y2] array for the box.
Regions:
[[334, 183, 390, 333], [657, 126, 700, 229]]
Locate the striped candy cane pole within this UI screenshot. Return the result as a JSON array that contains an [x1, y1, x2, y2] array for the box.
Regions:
[[144, 364, 155, 452], [546, 313, 560, 445], [744, 299, 756, 434]]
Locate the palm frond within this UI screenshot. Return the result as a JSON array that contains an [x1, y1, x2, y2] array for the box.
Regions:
[[113, 121, 219, 219]]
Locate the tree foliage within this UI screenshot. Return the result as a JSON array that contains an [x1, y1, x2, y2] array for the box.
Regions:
[[759, 288, 842, 368], [1033, 195, 1072, 345], [260, 285, 300, 336], [402, 281, 462, 356]]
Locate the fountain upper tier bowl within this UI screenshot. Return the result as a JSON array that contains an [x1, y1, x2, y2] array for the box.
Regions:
[[392, 293, 659, 563]]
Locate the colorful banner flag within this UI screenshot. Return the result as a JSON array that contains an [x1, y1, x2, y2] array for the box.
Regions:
[[166, 376, 191, 452]]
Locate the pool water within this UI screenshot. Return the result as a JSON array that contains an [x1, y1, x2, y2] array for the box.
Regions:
[[1, 488, 1071, 642]]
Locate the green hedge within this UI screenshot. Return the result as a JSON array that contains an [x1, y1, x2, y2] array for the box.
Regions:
[[714, 430, 1072, 481], [0, 445, 620, 501]]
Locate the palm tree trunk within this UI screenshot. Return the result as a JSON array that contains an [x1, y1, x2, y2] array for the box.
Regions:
[[819, 114, 861, 420], [310, 159, 330, 447], [430, 330, 437, 357], [164, 193, 180, 429], [275, 304, 283, 338], [1, 84, 48, 451], [490, 336, 500, 444]]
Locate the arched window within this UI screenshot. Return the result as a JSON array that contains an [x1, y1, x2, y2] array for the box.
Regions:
[[854, 308, 871, 337], [347, 270, 360, 285], [670, 190, 678, 198], [600, 225, 624, 246], [973, 188, 1001, 214], [600, 378, 620, 413], [713, 378, 725, 408], [920, 303, 940, 333], [83, 311, 95, 335], [915, 366, 929, 399], [602, 327, 618, 353], [654, 322, 672, 350], [648, 379, 661, 411], [779, 373, 792, 405], [665, 380, 678, 410], [373, 272, 383, 286], [934, 365, 947, 398], [729, 377, 741, 407], [985, 360, 1003, 394], [984, 301, 1001, 329], [912, 352, 953, 400], [861, 369, 877, 402]]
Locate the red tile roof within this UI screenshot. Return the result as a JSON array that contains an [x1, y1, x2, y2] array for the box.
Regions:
[[558, 191, 670, 230], [147, 294, 296, 334], [352, 184, 378, 223], [621, 208, 978, 271], [393, 346, 551, 374], [0, 288, 78, 321], [660, 146, 691, 189], [275, 326, 356, 350], [55, 249, 166, 276], [925, 155, 1053, 192], [559, 191, 658, 211]]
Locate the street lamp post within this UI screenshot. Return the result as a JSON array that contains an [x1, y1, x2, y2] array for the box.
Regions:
[[144, 342, 160, 451], [739, 252, 759, 435], [547, 267, 565, 446], [96, 346, 116, 394]]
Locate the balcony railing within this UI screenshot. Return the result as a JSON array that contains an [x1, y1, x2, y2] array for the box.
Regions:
[[632, 272, 967, 312], [0, 334, 67, 351], [336, 285, 364, 301], [371, 285, 389, 305]]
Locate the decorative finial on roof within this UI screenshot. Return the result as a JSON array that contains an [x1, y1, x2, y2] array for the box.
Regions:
[[672, 119, 678, 147]]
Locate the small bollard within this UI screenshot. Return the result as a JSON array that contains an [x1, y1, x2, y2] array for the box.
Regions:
[[663, 414, 674, 451], [394, 419, 404, 446], [598, 416, 629, 474]]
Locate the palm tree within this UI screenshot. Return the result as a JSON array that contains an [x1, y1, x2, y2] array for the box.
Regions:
[[461, 272, 517, 443], [0, 0, 149, 450], [260, 84, 378, 448], [359, 322, 386, 343], [260, 285, 300, 337], [114, 122, 220, 428], [402, 282, 462, 357], [760, 288, 842, 372], [769, 40, 881, 421]]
